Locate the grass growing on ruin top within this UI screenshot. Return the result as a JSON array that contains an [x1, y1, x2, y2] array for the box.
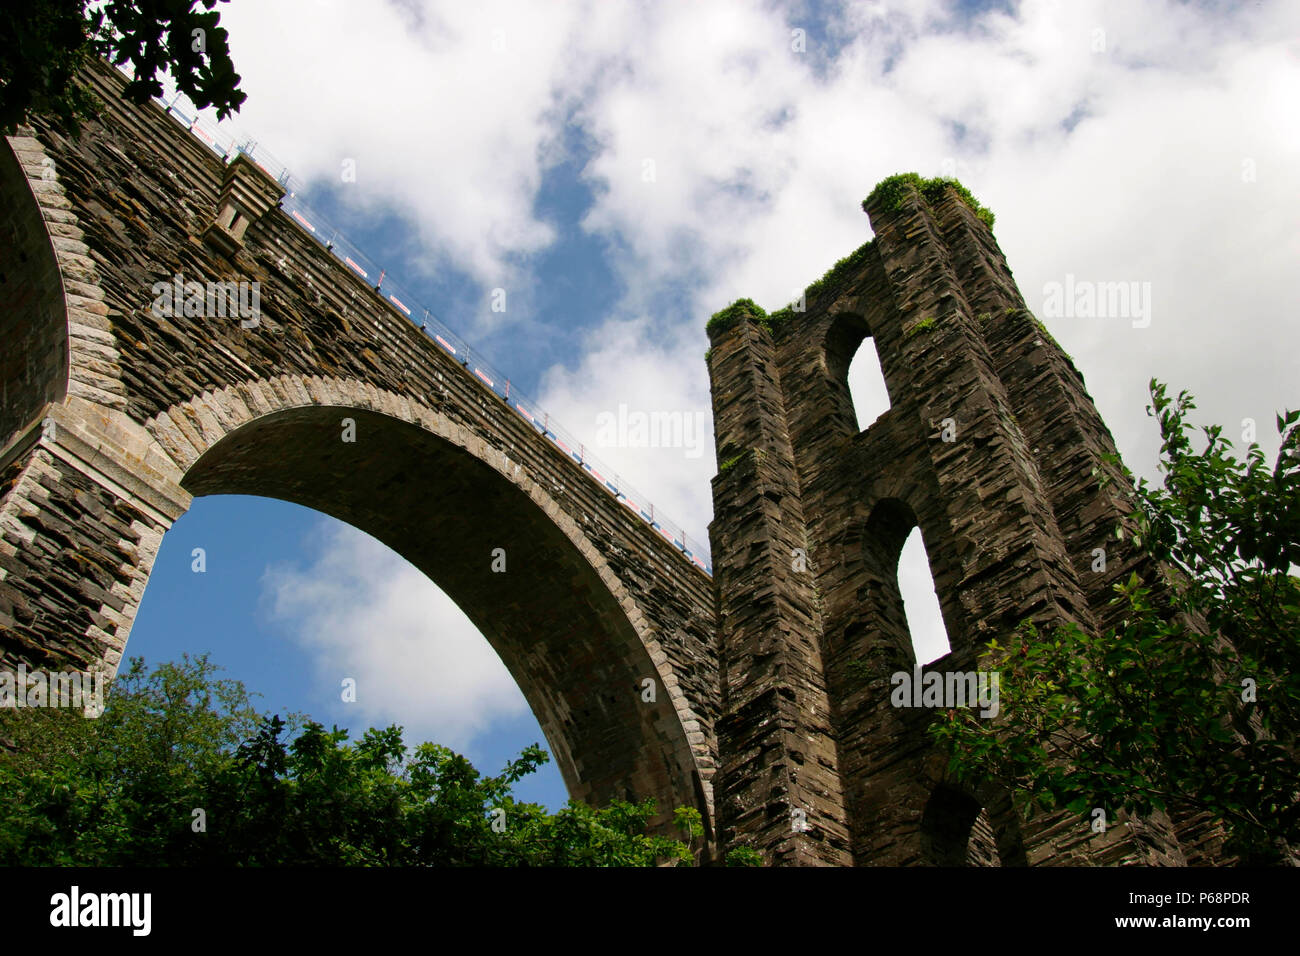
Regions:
[[705, 174, 993, 340], [705, 298, 767, 338], [796, 238, 874, 309], [706, 239, 876, 339], [865, 173, 996, 230]]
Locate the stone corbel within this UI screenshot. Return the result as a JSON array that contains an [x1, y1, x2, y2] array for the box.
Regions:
[[202, 152, 286, 256]]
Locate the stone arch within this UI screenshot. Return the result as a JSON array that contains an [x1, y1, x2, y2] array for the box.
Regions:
[[126, 374, 715, 837], [1, 124, 717, 850], [0, 134, 127, 453], [0, 136, 65, 449], [777, 309, 883, 450], [820, 311, 896, 435], [856, 482, 964, 661], [920, 785, 990, 865], [825, 490, 974, 865], [919, 781, 1028, 867], [857, 495, 923, 669], [822, 312, 873, 431]]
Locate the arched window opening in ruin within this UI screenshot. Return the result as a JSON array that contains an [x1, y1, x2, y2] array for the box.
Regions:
[[845, 335, 891, 432], [898, 527, 951, 664], [822, 313, 888, 434], [920, 786, 1000, 866]]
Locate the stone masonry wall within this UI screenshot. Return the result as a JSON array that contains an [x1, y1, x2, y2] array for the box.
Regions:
[[708, 313, 852, 866]]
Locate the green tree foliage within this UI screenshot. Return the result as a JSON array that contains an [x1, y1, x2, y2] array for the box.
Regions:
[[0, 655, 749, 866], [930, 381, 1300, 862], [0, 0, 245, 135], [725, 845, 765, 866]]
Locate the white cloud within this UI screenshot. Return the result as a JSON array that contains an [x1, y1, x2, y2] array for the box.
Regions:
[[260, 520, 528, 752], [201, 0, 596, 298], [534, 315, 715, 554]]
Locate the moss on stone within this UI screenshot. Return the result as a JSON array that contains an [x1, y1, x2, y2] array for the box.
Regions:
[[905, 316, 936, 339], [764, 306, 796, 334], [706, 298, 767, 338], [1030, 312, 1073, 362], [719, 451, 747, 473], [708, 175, 991, 338], [705, 237, 877, 338], [864, 172, 995, 231], [801, 238, 874, 305], [706, 296, 807, 339]]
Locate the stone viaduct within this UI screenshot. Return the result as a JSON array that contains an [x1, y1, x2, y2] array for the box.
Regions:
[[0, 60, 718, 848], [1, 61, 1227, 864]]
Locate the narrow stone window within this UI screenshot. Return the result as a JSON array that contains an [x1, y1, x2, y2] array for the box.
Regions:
[[897, 527, 951, 664], [845, 335, 890, 431]]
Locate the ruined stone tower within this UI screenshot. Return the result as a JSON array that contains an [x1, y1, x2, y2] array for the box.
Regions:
[[705, 175, 1226, 866]]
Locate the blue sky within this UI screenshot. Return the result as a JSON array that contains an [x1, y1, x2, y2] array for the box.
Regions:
[[126, 0, 1300, 813]]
